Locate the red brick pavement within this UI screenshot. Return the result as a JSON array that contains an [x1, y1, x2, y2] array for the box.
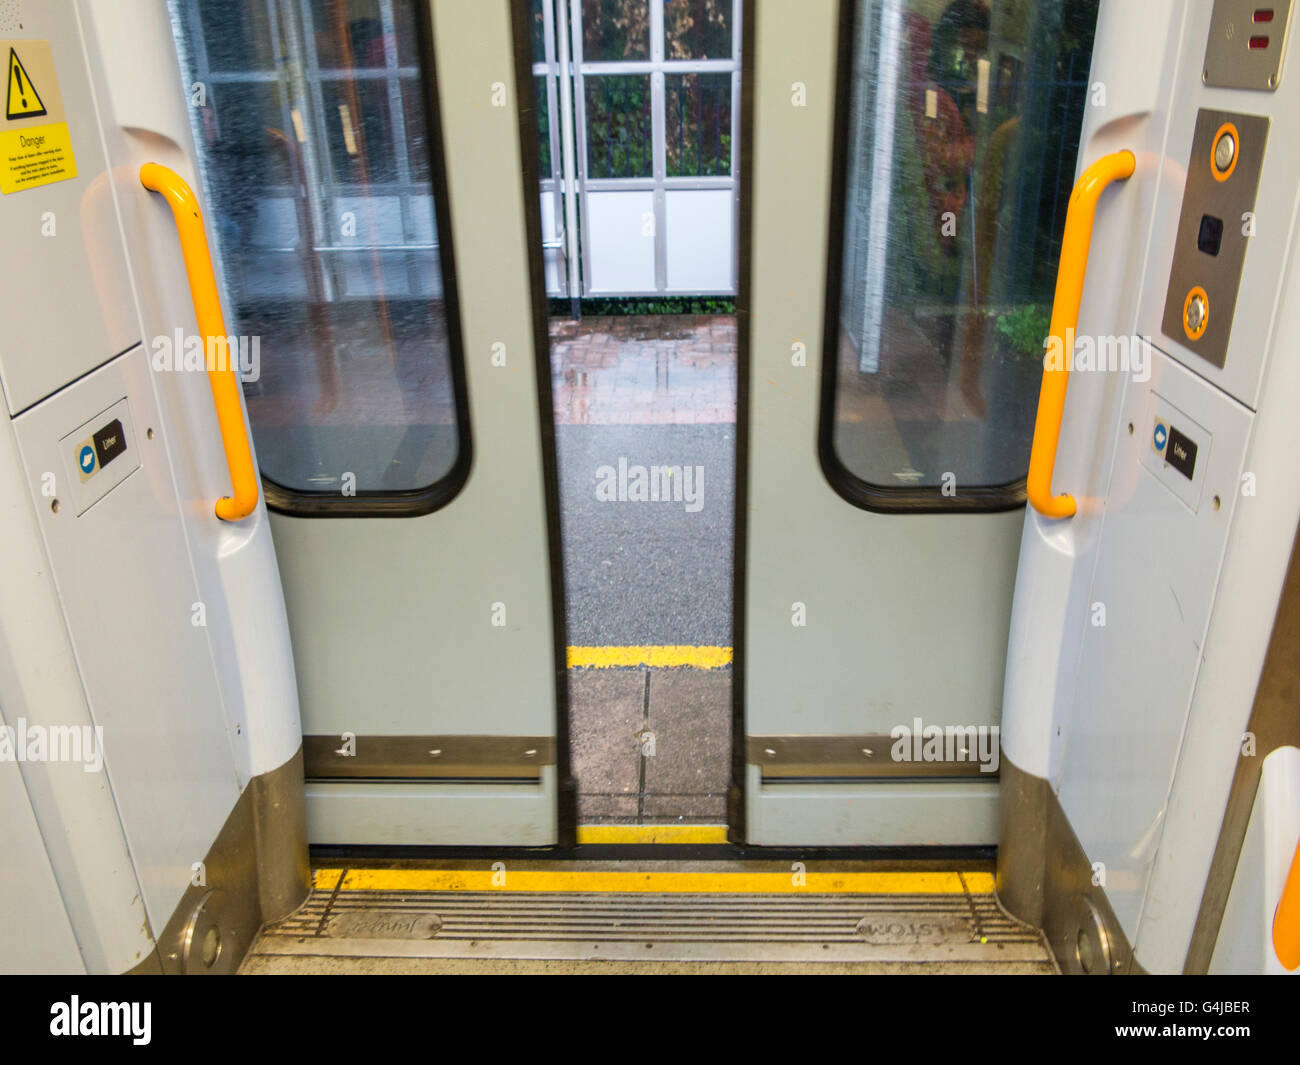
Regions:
[[550, 314, 736, 425]]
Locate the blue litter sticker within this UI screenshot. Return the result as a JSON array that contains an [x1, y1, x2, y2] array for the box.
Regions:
[[1152, 421, 1168, 453], [78, 443, 96, 475]]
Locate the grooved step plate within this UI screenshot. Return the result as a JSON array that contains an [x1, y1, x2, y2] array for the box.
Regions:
[[249, 886, 1052, 967]]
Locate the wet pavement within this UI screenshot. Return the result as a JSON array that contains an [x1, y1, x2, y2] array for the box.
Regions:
[[552, 314, 736, 824], [552, 314, 736, 648], [551, 314, 736, 425]]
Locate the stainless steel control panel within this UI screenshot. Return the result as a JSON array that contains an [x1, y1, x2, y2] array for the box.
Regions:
[[1160, 108, 1269, 371], [1203, 0, 1293, 91]]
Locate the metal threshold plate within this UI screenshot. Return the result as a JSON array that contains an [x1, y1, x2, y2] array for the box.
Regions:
[[246, 864, 1052, 970]]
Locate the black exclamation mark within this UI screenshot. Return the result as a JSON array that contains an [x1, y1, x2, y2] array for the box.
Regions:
[[13, 62, 25, 109]]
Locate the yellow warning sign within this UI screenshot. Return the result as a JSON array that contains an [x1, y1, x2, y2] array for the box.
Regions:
[[7, 46, 46, 119], [0, 39, 75, 194]]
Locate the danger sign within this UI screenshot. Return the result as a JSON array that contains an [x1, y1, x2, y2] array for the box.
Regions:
[[0, 40, 76, 194]]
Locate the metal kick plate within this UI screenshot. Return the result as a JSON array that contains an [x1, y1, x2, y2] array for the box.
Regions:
[[303, 734, 555, 780], [747, 735, 999, 779], [1161, 108, 1269, 370], [324, 910, 442, 940], [1203, 0, 1292, 91]]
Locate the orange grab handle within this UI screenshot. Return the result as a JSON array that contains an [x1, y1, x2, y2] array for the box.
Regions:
[[140, 162, 259, 522], [1026, 150, 1135, 519], [1275, 834, 1300, 970]]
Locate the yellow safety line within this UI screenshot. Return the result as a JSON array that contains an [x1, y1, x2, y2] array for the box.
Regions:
[[313, 868, 994, 895], [315, 869, 344, 891], [576, 824, 729, 845], [567, 645, 732, 669]]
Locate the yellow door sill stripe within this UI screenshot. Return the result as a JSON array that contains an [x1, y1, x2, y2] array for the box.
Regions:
[[576, 824, 729, 845], [313, 868, 994, 895], [567, 645, 732, 668]]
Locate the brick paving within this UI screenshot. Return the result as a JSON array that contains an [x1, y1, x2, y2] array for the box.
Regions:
[[550, 314, 736, 425]]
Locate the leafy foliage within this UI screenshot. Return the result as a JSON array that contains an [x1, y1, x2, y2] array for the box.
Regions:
[[995, 304, 1051, 358], [550, 297, 735, 317]]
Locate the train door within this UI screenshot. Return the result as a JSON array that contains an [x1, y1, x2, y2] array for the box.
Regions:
[[124, 0, 567, 846], [737, 0, 1108, 845]]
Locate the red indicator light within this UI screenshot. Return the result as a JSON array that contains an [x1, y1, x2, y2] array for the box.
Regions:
[[1249, 35, 1270, 49], [1254, 9, 1275, 22]]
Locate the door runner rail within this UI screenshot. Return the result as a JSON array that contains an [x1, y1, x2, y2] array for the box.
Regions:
[[245, 863, 1053, 970]]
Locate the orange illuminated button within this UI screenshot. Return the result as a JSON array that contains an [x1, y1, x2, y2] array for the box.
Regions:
[[1211, 122, 1239, 182], [1183, 286, 1209, 341]]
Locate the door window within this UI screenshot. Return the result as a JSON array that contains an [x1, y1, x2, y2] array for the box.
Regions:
[[170, 0, 468, 512], [823, 0, 1100, 508]]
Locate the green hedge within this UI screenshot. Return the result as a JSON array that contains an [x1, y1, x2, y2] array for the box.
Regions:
[[549, 296, 736, 318]]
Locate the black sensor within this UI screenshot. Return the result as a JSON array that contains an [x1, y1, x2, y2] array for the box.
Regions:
[[1197, 213, 1224, 256]]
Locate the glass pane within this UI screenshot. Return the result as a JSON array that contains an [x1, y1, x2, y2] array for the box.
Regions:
[[196, 1, 276, 71], [321, 79, 399, 184], [203, 82, 295, 188], [584, 75, 652, 178], [664, 0, 733, 59], [401, 79, 431, 184], [531, 0, 548, 64], [311, 0, 387, 69], [172, 0, 461, 497], [581, 0, 650, 60], [830, 0, 1099, 492], [536, 75, 553, 176], [395, 0, 420, 66], [665, 72, 731, 176]]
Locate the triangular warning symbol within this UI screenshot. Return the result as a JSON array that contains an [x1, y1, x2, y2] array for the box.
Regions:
[[7, 47, 47, 121]]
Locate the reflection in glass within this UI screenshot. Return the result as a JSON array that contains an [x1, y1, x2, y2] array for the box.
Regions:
[[536, 75, 553, 176], [310, 0, 386, 68], [831, 0, 1099, 492], [171, 0, 460, 497], [585, 75, 653, 178], [530, 0, 548, 64], [664, 0, 732, 59], [665, 72, 732, 177], [581, 0, 650, 60]]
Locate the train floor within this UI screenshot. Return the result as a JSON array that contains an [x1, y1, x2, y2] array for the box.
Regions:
[[241, 859, 1057, 974]]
